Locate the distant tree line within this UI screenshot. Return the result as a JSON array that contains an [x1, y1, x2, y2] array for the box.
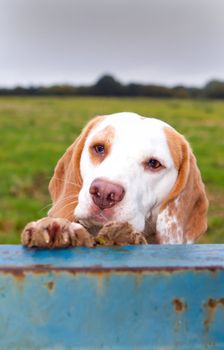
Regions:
[[1, 75, 224, 98]]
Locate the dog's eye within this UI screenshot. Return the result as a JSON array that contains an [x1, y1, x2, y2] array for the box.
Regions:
[[146, 158, 162, 170], [94, 144, 105, 155], [148, 159, 161, 168]]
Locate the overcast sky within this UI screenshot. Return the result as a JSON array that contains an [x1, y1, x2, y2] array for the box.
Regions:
[[1, 0, 224, 87]]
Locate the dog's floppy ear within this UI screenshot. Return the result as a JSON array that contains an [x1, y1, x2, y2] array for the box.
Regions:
[[156, 127, 208, 244], [48, 116, 104, 220]]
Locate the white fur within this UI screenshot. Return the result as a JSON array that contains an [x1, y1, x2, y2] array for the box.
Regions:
[[75, 112, 178, 233], [156, 198, 183, 244]]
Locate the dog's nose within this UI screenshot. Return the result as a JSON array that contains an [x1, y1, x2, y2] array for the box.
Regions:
[[89, 178, 125, 210]]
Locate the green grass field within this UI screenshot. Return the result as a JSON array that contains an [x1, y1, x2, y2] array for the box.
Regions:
[[0, 97, 223, 243]]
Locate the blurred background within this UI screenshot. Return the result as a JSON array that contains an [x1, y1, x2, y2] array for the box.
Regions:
[[0, 0, 223, 243]]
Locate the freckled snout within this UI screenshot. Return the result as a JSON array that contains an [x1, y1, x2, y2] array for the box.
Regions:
[[89, 178, 125, 210]]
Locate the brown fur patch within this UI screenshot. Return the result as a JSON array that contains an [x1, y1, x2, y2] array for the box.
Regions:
[[162, 127, 190, 209], [88, 125, 115, 165], [156, 126, 209, 243], [48, 116, 104, 220]]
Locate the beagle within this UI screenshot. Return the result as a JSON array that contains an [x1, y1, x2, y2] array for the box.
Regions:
[[22, 113, 208, 247]]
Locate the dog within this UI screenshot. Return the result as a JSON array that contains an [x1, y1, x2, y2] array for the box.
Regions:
[[21, 112, 208, 247]]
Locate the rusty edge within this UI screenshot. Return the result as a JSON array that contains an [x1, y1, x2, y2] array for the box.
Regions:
[[0, 264, 223, 279]]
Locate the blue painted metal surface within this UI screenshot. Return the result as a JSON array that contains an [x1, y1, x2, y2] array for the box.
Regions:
[[0, 245, 224, 349]]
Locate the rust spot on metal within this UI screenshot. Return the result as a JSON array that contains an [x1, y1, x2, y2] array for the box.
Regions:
[[173, 298, 187, 312], [96, 274, 106, 296], [172, 298, 187, 333], [1, 268, 26, 282], [204, 298, 224, 332], [135, 273, 144, 288], [45, 281, 54, 291]]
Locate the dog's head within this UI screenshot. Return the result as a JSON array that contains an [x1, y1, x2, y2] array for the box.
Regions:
[[48, 113, 208, 243]]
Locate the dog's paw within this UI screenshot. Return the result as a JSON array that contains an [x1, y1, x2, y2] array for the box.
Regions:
[[96, 221, 147, 246], [21, 217, 95, 248]]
